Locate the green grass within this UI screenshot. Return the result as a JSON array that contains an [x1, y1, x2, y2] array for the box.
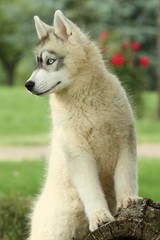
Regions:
[[0, 86, 50, 145], [0, 159, 159, 201], [0, 87, 160, 145], [136, 92, 160, 142], [138, 158, 160, 201], [136, 119, 160, 142], [140, 91, 158, 119], [0, 160, 45, 197]]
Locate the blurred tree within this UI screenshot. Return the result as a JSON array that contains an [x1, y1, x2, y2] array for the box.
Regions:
[[0, 1, 34, 85], [0, 0, 157, 88], [157, 0, 160, 119], [99, 0, 157, 91], [0, 0, 63, 85], [61, 0, 100, 33], [0, 3, 18, 85]]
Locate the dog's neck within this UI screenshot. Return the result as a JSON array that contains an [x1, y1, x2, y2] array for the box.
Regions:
[[49, 42, 114, 114]]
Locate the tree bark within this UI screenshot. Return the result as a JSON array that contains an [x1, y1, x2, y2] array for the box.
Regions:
[[5, 64, 16, 86], [0, 50, 22, 86], [84, 198, 160, 240]]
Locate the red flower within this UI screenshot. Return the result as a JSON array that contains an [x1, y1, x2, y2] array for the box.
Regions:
[[101, 31, 108, 40], [111, 53, 125, 66], [139, 56, 150, 68], [132, 41, 141, 51]]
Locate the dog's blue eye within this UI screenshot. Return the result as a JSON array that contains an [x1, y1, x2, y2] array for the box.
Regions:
[[47, 58, 55, 65]]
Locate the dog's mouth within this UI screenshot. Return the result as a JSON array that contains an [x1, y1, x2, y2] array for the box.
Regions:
[[33, 81, 61, 96]]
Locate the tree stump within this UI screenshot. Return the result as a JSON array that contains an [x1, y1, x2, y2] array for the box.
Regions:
[[84, 198, 160, 240]]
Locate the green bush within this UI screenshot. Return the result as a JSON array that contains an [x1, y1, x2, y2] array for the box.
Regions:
[[98, 31, 150, 117], [0, 196, 31, 240]]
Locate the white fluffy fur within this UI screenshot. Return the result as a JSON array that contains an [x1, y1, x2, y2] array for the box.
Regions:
[[27, 10, 138, 240]]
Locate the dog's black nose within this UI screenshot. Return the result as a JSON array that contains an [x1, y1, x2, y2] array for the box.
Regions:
[[25, 81, 35, 91]]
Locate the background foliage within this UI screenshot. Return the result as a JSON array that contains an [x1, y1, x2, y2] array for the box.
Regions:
[[0, 0, 157, 90]]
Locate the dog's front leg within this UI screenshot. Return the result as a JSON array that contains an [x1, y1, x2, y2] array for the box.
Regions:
[[63, 132, 114, 232], [114, 129, 139, 211]]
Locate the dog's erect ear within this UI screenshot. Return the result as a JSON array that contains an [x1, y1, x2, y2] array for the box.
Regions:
[[34, 16, 52, 40], [54, 10, 72, 40]]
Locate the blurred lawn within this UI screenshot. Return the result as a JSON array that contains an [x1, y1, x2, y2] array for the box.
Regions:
[[0, 87, 50, 145], [0, 87, 160, 145], [136, 92, 160, 142], [0, 159, 159, 201], [0, 160, 45, 197], [138, 158, 160, 201]]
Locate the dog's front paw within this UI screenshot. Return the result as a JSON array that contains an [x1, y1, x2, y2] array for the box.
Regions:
[[89, 208, 114, 232], [117, 196, 142, 211]]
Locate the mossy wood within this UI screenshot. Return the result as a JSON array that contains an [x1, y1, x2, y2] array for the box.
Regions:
[[84, 198, 160, 240]]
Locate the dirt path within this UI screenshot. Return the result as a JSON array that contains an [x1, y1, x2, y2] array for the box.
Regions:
[[0, 146, 49, 161], [0, 143, 160, 161], [137, 143, 160, 159]]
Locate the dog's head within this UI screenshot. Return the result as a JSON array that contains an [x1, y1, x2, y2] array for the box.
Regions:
[[25, 10, 89, 96]]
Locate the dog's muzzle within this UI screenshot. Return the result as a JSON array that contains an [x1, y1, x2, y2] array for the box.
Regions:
[[25, 81, 35, 92]]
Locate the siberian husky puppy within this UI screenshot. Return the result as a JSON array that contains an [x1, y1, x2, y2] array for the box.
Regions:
[[25, 10, 138, 240]]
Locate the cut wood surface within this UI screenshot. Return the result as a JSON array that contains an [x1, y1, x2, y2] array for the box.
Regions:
[[84, 198, 160, 240]]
